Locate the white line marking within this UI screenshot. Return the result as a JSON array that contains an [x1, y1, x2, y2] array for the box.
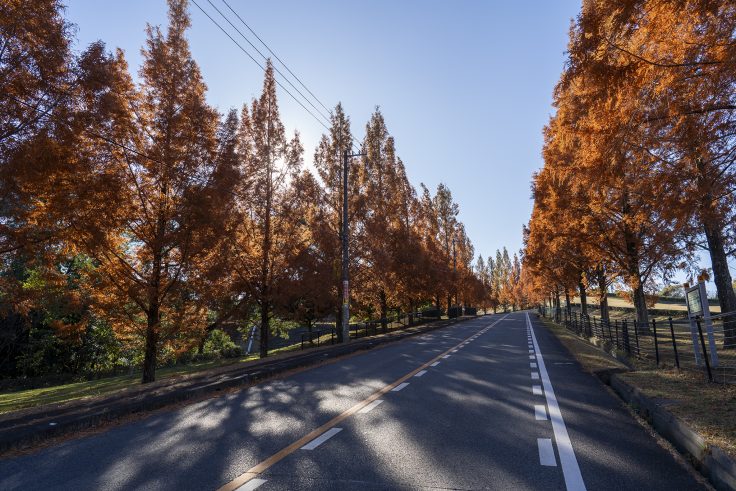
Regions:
[[538, 438, 557, 466], [443, 355, 450, 359], [529, 355, 535, 359], [532, 372, 539, 380], [527, 313, 586, 490], [529, 349, 535, 353], [451, 350, 458, 353], [358, 399, 384, 414], [301, 428, 343, 450], [531, 362, 538, 368], [533, 385, 543, 395], [535, 404, 548, 420], [414, 370, 427, 377], [235, 478, 268, 491], [430, 362, 440, 367], [392, 382, 410, 392]]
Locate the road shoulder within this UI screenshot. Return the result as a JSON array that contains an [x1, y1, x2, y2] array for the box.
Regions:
[[538, 314, 734, 490]]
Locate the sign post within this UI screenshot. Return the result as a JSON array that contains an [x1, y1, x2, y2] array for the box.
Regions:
[[684, 280, 719, 368]]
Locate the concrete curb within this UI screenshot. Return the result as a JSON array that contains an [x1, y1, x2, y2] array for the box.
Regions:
[[606, 373, 736, 491], [0, 315, 479, 453]]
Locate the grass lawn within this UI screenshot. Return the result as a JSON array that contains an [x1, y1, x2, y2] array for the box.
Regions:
[[541, 317, 736, 460], [0, 356, 258, 415], [0, 319, 424, 415]]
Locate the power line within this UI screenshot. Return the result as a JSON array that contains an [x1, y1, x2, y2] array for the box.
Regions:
[[219, 0, 333, 118], [189, 0, 332, 135], [204, 0, 332, 125], [217, 0, 364, 152], [191, 0, 363, 152]]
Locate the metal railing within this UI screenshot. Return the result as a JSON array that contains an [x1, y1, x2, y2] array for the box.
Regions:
[[298, 309, 453, 350], [538, 306, 736, 384]]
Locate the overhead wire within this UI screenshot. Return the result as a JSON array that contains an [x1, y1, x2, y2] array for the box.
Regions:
[[189, 0, 332, 135], [191, 0, 363, 152], [204, 0, 332, 125], [218, 0, 364, 152]]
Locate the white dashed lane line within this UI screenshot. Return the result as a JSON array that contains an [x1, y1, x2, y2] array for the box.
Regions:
[[301, 428, 343, 450], [235, 478, 267, 491], [538, 438, 557, 467], [392, 382, 410, 392], [414, 370, 427, 377], [358, 399, 384, 414], [430, 362, 440, 367], [532, 372, 540, 380], [535, 405, 548, 420], [533, 385, 543, 395]]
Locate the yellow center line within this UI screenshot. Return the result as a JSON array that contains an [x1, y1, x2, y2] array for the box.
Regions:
[[217, 314, 509, 491]]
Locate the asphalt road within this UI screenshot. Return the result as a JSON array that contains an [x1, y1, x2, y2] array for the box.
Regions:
[[0, 312, 705, 490]]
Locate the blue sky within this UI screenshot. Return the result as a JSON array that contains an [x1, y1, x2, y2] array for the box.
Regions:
[[65, 0, 581, 263]]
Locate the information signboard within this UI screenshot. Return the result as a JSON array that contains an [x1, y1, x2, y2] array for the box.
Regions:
[[686, 287, 703, 316], [684, 281, 718, 368]]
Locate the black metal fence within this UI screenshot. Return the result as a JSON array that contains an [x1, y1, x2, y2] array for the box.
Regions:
[[299, 309, 452, 350], [538, 306, 736, 384]]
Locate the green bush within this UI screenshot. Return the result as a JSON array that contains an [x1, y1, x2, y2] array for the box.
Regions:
[[203, 329, 241, 358]]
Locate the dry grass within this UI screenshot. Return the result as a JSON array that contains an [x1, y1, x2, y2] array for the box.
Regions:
[[541, 318, 628, 373], [620, 370, 736, 460]]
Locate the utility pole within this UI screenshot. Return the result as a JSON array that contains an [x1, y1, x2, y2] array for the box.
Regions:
[[341, 148, 366, 343], [452, 236, 457, 317]]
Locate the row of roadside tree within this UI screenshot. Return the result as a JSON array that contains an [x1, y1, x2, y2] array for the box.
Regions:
[[523, 0, 736, 342], [0, 0, 521, 383]]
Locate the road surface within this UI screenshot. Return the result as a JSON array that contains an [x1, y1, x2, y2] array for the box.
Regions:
[[0, 312, 705, 490]]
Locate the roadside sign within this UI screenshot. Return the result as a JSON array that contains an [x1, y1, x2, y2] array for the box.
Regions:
[[684, 281, 718, 368], [686, 287, 703, 316]]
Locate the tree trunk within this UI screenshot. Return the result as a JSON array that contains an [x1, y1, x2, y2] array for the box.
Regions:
[[703, 217, 736, 348], [632, 283, 649, 328], [578, 278, 588, 317], [597, 267, 610, 325], [380, 290, 388, 332], [564, 289, 572, 318], [447, 294, 453, 317], [259, 299, 269, 358], [621, 191, 649, 330], [142, 305, 159, 384]]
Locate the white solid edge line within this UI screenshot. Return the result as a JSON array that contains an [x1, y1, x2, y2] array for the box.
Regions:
[[392, 382, 410, 392], [533, 385, 543, 395], [527, 312, 586, 490], [235, 478, 268, 491], [414, 370, 427, 377], [538, 438, 557, 466], [535, 404, 548, 420], [301, 427, 343, 450], [358, 399, 384, 414]]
